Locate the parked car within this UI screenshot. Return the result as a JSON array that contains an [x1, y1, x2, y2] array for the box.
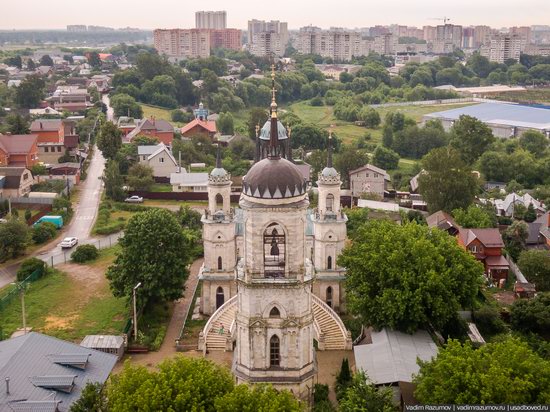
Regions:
[[33, 215, 64, 229], [124, 196, 144, 203], [60, 237, 78, 249]]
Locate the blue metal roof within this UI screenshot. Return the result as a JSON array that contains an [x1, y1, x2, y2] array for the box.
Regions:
[[425, 102, 550, 130]]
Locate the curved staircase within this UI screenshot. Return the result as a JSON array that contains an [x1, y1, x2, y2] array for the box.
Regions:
[[312, 294, 352, 350], [199, 296, 237, 353], [199, 294, 351, 352]]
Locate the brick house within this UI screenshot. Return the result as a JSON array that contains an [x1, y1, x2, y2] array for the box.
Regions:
[[458, 228, 509, 283], [349, 164, 390, 197], [125, 117, 175, 146], [30, 119, 64, 144], [0, 134, 39, 168], [30, 119, 79, 164], [181, 118, 218, 140]]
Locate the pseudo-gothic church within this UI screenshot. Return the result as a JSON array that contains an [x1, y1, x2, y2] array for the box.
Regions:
[[198, 69, 351, 398]]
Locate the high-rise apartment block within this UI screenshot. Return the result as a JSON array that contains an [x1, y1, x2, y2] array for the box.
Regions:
[[423, 26, 437, 42], [196, 11, 227, 29], [297, 27, 364, 61], [248, 20, 289, 47], [250, 31, 285, 57], [435, 24, 463, 49], [473, 25, 492, 47], [372, 33, 398, 56], [154, 29, 211, 60], [481, 33, 522, 63]]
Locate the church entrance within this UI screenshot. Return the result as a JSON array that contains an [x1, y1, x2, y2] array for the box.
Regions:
[[263, 223, 286, 278], [216, 286, 225, 309]]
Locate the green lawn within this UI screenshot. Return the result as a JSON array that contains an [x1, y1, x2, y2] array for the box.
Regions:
[[0, 247, 128, 342], [150, 183, 172, 193], [141, 104, 185, 128]]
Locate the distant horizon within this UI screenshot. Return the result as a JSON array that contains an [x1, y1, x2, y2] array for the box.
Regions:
[[1, 0, 549, 31]]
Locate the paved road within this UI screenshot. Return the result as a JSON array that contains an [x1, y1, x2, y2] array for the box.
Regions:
[[0, 96, 114, 288]]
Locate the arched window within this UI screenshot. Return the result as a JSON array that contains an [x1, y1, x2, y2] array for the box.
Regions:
[[327, 255, 333, 270], [216, 286, 224, 309], [217, 256, 223, 270], [269, 307, 280, 318], [264, 223, 286, 278], [215, 193, 223, 211], [270, 335, 280, 367], [326, 193, 334, 212], [326, 286, 333, 308]]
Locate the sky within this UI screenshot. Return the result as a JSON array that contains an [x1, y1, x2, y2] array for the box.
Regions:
[[1, 0, 549, 30]]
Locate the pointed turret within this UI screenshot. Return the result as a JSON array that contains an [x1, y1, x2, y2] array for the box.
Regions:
[[319, 130, 339, 181], [209, 144, 230, 182]]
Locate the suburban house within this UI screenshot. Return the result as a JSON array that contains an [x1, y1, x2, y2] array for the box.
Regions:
[[125, 117, 175, 146], [170, 171, 209, 192], [528, 211, 550, 248], [494, 192, 546, 217], [349, 164, 390, 198], [353, 328, 438, 407], [426, 210, 460, 236], [30, 119, 79, 164], [181, 103, 218, 140], [86, 74, 111, 93], [0, 332, 117, 412], [458, 228, 509, 283], [46, 86, 92, 113], [138, 143, 179, 178], [0, 134, 39, 167], [0, 167, 34, 197]]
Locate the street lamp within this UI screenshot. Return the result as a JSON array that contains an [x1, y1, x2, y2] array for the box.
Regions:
[[133, 282, 142, 342], [11, 282, 28, 334]]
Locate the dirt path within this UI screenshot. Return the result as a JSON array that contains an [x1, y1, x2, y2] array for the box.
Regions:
[[119, 258, 203, 369]]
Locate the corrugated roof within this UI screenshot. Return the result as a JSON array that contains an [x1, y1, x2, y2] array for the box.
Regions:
[[0, 332, 117, 412], [30, 119, 62, 132], [170, 172, 209, 186], [425, 102, 550, 130], [9, 400, 61, 412], [80, 335, 124, 350], [181, 119, 217, 135], [354, 328, 438, 385]]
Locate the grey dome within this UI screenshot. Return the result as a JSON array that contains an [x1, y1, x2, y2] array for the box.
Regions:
[[243, 157, 306, 199], [210, 167, 227, 177], [259, 119, 288, 141], [321, 166, 338, 178]]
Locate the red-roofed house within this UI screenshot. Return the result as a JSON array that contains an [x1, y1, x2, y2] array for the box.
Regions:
[[125, 117, 175, 146], [458, 228, 509, 283], [30, 119, 65, 144], [30, 119, 79, 163], [0, 134, 39, 168], [181, 118, 217, 139]]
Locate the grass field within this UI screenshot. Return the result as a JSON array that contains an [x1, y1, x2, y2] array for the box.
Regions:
[[141, 104, 186, 128], [493, 89, 550, 104], [288, 101, 477, 146], [0, 247, 127, 342]]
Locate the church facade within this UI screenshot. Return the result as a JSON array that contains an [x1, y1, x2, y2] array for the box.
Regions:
[[198, 71, 351, 398]]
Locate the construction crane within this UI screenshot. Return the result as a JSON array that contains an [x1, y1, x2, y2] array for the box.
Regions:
[[429, 17, 451, 24]]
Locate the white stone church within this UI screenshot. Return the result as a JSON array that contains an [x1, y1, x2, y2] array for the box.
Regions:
[[198, 72, 352, 398]]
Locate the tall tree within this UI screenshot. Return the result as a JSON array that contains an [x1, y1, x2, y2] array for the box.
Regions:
[[14, 74, 45, 108], [452, 204, 497, 228], [5, 113, 30, 134], [503, 221, 528, 261], [450, 115, 495, 164], [414, 338, 550, 404], [0, 218, 30, 262], [339, 372, 397, 412], [88, 51, 101, 69], [97, 121, 122, 160], [339, 220, 483, 334], [519, 130, 548, 156], [127, 163, 154, 191], [215, 385, 302, 412], [518, 250, 550, 291], [216, 112, 235, 135], [102, 160, 126, 202], [106, 209, 192, 304], [110, 93, 143, 118], [419, 147, 479, 213], [372, 145, 400, 170], [334, 146, 370, 188], [510, 293, 550, 336], [39, 54, 54, 66]]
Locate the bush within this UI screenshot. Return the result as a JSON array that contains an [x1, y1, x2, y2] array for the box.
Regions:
[[32, 222, 58, 244], [16, 257, 47, 281], [71, 244, 100, 263], [24, 209, 32, 221], [94, 221, 126, 235], [310, 96, 324, 106], [474, 305, 508, 337]]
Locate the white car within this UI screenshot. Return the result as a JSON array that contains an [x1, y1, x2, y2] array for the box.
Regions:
[[124, 196, 144, 203], [60, 237, 78, 249]]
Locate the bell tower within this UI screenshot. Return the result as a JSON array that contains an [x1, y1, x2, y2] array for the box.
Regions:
[[200, 146, 236, 315], [312, 133, 347, 312]]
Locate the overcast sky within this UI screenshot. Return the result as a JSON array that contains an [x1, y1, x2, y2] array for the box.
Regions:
[[2, 0, 549, 30]]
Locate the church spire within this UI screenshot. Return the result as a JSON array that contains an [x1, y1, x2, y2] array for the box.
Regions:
[[216, 143, 222, 168], [327, 130, 333, 168], [268, 64, 279, 159]]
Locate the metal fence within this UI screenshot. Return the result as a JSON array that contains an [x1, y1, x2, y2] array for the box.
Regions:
[[0, 268, 42, 312], [40, 233, 122, 268]]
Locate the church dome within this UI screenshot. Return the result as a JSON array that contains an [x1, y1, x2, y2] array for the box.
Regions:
[[259, 119, 288, 141], [210, 167, 227, 178], [243, 157, 306, 199], [321, 166, 338, 178]]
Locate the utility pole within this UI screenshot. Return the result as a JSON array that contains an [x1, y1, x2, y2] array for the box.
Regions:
[[133, 282, 142, 342], [11, 282, 27, 334]]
